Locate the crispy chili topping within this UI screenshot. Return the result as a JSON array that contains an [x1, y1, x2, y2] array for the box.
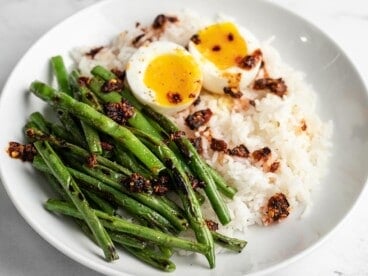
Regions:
[[249, 99, 256, 107], [152, 183, 169, 196], [85, 46, 104, 59], [237, 49, 263, 70], [169, 130, 186, 141], [212, 45, 221, 51], [86, 154, 98, 168], [269, 161, 280, 173], [223, 87, 243, 99], [190, 176, 206, 190], [152, 14, 178, 29], [190, 137, 203, 154], [111, 69, 126, 81], [151, 175, 171, 195], [188, 93, 196, 98], [167, 16, 178, 23], [190, 34, 201, 45], [100, 141, 114, 151], [263, 193, 290, 225], [152, 14, 166, 29], [101, 78, 124, 93], [122, 173, 152, 193], [227, 144, 249, 158], [227, 33, 234, 41], [167, 92, 182, 104], [252, 147, 271, 162], [78, 76, 90, 87], [185, 109, 213, 130], [122, 173, 170, 195], [300, 120, 307, 131], [7, 142, 36, 162], [205, 219, 219, 231], [104, 100, 135, 125], [192, 96, 201, 106], [132, 33, 146, 47], [253, 77, 287, 97], [210, 138, 228, 152]]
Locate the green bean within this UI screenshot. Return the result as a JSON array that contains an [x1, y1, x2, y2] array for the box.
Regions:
[[30, 81, 165, 175], [132, 128, 215, 268], [26, 126, 132, 176], [45, 199, 208, 255], [34, 141, 118, 261], [142, 105, 231, 225], [211, 231, 247, 253]]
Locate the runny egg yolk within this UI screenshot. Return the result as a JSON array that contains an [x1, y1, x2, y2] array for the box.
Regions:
[[143, 51, 202, 106], [193, 22, 248, 70]]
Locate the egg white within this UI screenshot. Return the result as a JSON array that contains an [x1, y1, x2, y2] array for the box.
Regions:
[[188, 22, 262, 94], [126, 41, 202, 114]]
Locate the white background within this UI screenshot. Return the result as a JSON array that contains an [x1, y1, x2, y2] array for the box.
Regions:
[[0, 0, 367, 275]]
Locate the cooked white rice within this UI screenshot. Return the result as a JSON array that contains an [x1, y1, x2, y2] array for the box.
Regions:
[[72, 10, 333, 237]]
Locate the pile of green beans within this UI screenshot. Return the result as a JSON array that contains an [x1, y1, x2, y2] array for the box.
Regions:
[[14, 56, 246, 271]]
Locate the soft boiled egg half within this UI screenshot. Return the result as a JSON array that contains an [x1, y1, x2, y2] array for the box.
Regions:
[[188, 21, 262, 94], [126, 41, 203, 114]]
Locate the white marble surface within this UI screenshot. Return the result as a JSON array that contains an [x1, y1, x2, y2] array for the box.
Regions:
[[0, 0, 367, 275]]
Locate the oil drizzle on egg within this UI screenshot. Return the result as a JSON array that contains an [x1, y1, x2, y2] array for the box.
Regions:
[[191, 22, 248, 70], [143, 51, 202, 106]]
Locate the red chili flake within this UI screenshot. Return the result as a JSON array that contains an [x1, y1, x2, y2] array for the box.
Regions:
[[263, 193, 290, 225], [190, 176, 206, 190], [210, 138, 228, 152], [152, 14, 166, 29], [152, 14, 177, 29], [110, 69, 126, 81], [269, 161, 280, 173], [101, 78, 124, 93], [132, 33, 145, 47], [253, 77, 287, 97], [190, 34, 201, 45], [151, 175, 171, 195], [167, 16, 178, 23], [205, 219, 219, 231], [190, 137, 203, 154], [86, 154, 98, 168], [100, 141, 114, 151], [300, 120, 307, 131], [227, 144, 249, 158], [252, 147, 271, 162], [104, 100, 135, 125], [237, 49, 263, 70], [192, 96, 201, 106], [223, 87, 243, 99], [152, 184, 169, 196], [85, 46, 104, 59], [185, 109, 213, 130], [77, 76, 90, 87], [122, 173, 152, 193], [167, 92, 182, 104], [169, 130, 186, 141], [7, 142, 36, 162]]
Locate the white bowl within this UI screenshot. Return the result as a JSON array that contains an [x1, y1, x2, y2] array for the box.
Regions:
[[0, 0, 367, 275]]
